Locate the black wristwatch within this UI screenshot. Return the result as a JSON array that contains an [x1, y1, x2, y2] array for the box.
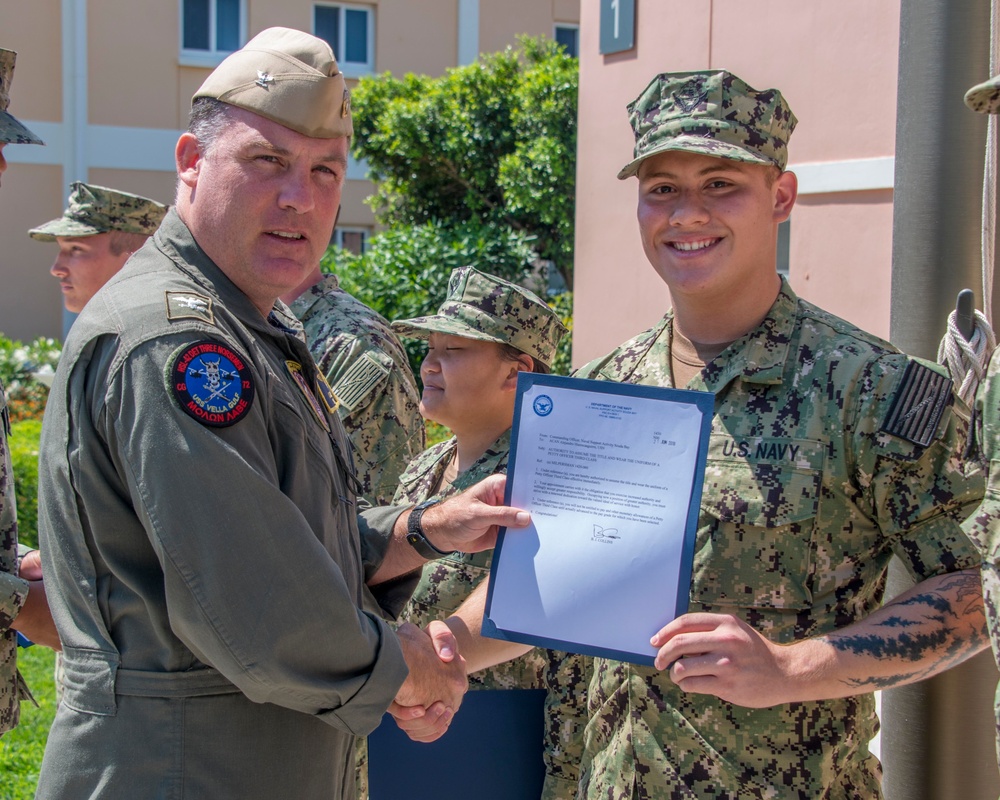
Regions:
[[406, 499, 457, 559]]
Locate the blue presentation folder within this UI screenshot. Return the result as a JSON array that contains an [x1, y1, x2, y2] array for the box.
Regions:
[[368, 688, 546, 799]]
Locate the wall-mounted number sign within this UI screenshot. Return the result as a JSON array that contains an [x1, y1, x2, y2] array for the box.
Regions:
[[600, 0, 635, 55]]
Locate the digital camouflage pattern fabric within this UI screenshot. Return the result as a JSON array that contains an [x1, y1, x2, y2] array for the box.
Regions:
[[0, 49, 43, 145], [617, 70, 797, 180], [575, 279, 983, 799], [393, 431, 591, 800], [290, 274, 424, 506], [29, 182, 167, 241], [392, 266, 568, 370], [963, 348, 1000, 769], [961, 66, 1000, 773], [0, 377, 30, 735]]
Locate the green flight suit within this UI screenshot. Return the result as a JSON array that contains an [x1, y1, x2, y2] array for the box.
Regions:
[[36, 210, 411, 799]]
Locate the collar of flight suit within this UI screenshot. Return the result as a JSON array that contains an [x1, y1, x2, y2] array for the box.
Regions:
[[153, 208, 308, 343]]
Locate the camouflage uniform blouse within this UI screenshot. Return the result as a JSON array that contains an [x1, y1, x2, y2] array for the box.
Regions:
[[395, 432, 592, 800], [0, 378, 29, 735], [962, 347, 1000, 768], [575, 279, 983, 800], [290, 275, 425, 506]]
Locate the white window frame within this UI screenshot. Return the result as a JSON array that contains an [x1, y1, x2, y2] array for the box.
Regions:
[[313, 3, 375, 77], [179, 0, 247, 68], [554, 23, 580, 58], [334, 226, 372, 255]]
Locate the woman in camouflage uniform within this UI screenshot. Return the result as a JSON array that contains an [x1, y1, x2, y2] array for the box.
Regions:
[[389, 266, 587, 800]]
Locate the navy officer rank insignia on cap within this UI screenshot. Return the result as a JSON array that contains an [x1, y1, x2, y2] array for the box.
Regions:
[[169, 340, 255, 427]]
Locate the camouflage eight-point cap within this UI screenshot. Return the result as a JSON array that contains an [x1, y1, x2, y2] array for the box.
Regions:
[[0, 49, 43, 145], [392, 266, 568, 370], [29, 182, 167, 241], [966, 74, 1000, 115], [618, 69, 797, 179]]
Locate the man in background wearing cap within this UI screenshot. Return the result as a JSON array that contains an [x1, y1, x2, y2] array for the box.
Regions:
[[437, 70, 988, 798], [34, 28, 527, 798], [279, 267, 425, 508], [0, 47, 60, 738], [30, 182, 167, 314], [960, 73, 1000, 776]]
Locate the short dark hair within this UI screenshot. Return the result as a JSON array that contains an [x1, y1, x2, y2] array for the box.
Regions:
[[107, 230, 151, 256], [187, 97, 235, 155], [498, 343, 550, 375]]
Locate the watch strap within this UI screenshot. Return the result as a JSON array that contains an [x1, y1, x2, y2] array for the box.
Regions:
[[406, 499, 457, 559]]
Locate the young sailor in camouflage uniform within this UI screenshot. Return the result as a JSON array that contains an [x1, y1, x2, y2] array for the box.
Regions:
[[573, 69, 989, 800], [281, 272, 424, 506], [0, 46, 58, 737], [960, 72, 1000, 774], [442, 70, 989, 799], [390, 266, 586, 800], [30, 181, 167, 314]]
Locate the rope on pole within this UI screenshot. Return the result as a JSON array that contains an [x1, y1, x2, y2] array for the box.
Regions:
[[938, 308, 997, 405], [982, 0, 999, 324]]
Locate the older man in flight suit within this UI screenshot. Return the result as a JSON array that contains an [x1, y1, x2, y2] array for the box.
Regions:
[[35, 28, 526, 799]]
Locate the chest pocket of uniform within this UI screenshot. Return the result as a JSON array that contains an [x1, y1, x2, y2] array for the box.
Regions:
[[693, 435, 824, 620], [268, 372, 343, 504]]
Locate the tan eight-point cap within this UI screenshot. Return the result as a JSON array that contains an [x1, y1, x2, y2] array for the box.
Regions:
[[193, 27, 353, 138]]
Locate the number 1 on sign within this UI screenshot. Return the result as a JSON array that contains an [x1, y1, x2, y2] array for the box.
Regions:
[[611, 0, 619, 38]]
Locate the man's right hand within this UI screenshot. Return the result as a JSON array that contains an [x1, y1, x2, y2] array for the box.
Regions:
[[389, 622, 468, 742]]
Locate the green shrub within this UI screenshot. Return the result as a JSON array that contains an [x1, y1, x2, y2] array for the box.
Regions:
[[424, 420, 452, 447], [9, 419, 42, 549], [0, 335, 61, 423], [548, 290, 573, 377]]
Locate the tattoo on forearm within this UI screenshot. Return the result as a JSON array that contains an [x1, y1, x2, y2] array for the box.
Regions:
[[828, 572, 986, 691]]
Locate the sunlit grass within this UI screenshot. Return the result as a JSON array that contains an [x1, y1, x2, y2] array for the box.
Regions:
[[0, 646, 56, 800]]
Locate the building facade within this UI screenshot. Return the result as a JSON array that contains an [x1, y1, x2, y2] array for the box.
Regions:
[[572, 0, 901, 364], [0, 0, 579, 342]]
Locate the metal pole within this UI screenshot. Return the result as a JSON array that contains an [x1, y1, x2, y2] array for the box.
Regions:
[[887, 1, 999, 798]]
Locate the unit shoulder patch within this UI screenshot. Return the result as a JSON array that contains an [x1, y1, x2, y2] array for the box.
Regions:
[[880, 360, 953, 447], [166, 291, 215, 325], [332, 351, 390, 412], [168, 340, 254, 427]]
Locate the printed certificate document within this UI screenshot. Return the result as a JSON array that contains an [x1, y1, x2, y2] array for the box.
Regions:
[[483, 373, 713, 666]]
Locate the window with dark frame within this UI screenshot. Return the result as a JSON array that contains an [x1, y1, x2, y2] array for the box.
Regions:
[[183, 0, 242, 54], [333, 228, 370, 255], [554, 24, 579, 58], [314, 3, 374, 72]]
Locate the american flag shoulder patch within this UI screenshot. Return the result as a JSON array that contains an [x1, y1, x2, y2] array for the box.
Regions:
[[880, 360, 953, 447], [332, 352, 390, 412]]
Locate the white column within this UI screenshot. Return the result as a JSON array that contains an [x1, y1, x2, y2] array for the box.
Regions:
[[62, 0, 88, 184]]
